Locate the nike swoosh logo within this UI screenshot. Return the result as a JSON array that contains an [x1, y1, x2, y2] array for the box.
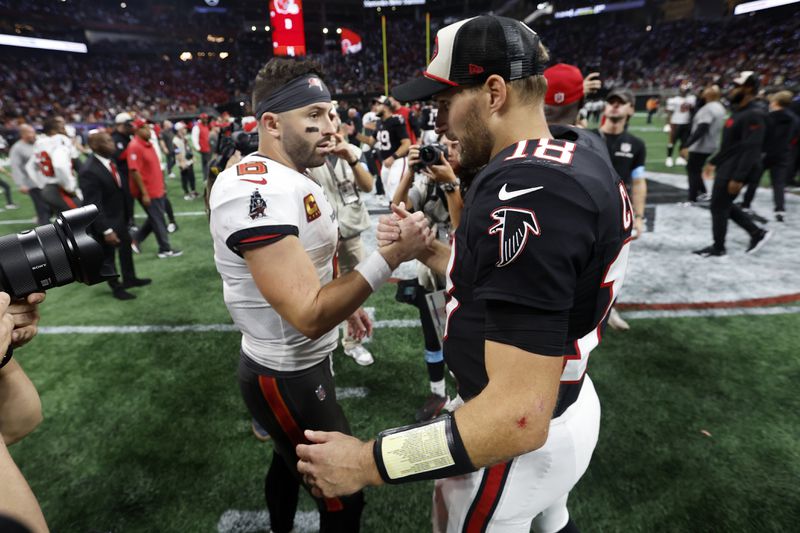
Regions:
[[239, 178, 267, 185], [498, 184, 543, 201]]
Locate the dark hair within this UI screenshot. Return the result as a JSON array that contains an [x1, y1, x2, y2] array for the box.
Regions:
[[42, 116, 61, 135], [251, 58, 325, 111]]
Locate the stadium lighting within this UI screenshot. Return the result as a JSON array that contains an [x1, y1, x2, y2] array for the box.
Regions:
[[180, 51, 192, 61], [219, 52, 229, 59], [120, 2, 126, 8], [336, 28, 342, 34], [251, 25, 257, 31], [646, 25, 652, 31], [322, 28, 329, 34], [733, 0, 799, 14], [265, 26, 270, 31], [0, 33, 87, 53]]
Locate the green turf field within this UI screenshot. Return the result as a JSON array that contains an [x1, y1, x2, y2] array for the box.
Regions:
[[4, 117, 799, 532]]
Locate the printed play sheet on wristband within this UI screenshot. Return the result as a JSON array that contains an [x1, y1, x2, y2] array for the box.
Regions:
[[382, 420, 455, 479]]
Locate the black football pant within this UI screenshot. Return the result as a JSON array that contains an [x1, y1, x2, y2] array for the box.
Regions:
[[29, 187, 52, 224], [742, 156, 790, 212], [711, 174, 761, 251], [41, 184, 80, 213], [103, 224, 136, 290], [238, 354, 364, 533], [180, 165, 196, 194], [0, 176, 13, 205], [686, 151, 710, 201]]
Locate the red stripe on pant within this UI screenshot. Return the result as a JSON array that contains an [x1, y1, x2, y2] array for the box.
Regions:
[[463, 462, 511, 533], [59, 188, 78, 209], [257, 375, 344, 512]]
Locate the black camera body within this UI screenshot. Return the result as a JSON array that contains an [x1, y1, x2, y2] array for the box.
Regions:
[[216, 121, 259, 170], [0, 205, 115, 299], [413, 143, 449, 172]]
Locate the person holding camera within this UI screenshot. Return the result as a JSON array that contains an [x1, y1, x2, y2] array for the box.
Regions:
[[1, 291, 48, 533], [308, 108, 376, 367], [391, 137, 464, 421], [172, 123, 198, 200]]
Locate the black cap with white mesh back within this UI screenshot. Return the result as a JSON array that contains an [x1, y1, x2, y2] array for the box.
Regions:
[[392, 16, 546, 102]]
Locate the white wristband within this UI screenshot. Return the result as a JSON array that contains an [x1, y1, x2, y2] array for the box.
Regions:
[[355, 250, 392, 292]]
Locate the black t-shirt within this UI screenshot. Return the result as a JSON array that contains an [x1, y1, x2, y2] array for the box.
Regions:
[[592, 128, 646, 190], [442, 126, 633, 416], [374, 115, 408, 161], [709, 100, 767, 182]]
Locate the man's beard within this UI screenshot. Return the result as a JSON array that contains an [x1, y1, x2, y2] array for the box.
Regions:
[[458, 105, 494, 178], [283, 123, 328, 170]]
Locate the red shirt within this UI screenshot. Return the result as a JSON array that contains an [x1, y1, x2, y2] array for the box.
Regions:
[[198, 122, 211, 153], [126, 136, 165, 198]]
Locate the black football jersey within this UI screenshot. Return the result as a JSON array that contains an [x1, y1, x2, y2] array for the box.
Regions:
[[421, 106, 438, 131], [442, 126, 633, 417], [374, 115, 409, 161]]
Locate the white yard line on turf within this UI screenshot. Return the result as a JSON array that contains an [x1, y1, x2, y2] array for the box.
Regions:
[[36, 304, 800, 336], [218, 510, 318, 533]]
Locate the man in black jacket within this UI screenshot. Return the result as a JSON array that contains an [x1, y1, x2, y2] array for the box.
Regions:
[[79, 130, 151, 300], [740, 90, 799, 222], [694, 72, 771, 257]]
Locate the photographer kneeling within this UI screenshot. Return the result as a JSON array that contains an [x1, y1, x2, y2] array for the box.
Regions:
[[1, 291, 49, 532], [391, 137, 465, 421]]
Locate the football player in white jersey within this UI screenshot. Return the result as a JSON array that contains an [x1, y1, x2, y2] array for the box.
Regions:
[[209, 58, 430, 533], [665, 82, 696, 167], [25, 116, 80, 213]]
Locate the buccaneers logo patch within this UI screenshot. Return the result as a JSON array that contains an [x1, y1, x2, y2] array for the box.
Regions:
[[304, 194, 321, 222], [248, 189, 267, 220], [488, 207, 541, 267]]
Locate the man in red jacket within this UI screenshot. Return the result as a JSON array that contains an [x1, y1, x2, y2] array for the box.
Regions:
[[127, 118, 182, 258]]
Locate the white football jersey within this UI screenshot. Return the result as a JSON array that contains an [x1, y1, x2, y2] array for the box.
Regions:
[[667, 95, 696, 125], [26, 134, 76, 191], [209, 153, 339, 372]]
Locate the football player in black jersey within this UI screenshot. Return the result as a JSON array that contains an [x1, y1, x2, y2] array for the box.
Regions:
[[297, 16, 632, 533], [352, 95, 411, 201]]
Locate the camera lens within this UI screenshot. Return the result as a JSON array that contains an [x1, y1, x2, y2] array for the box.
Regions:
[[0, 205, 116, 299]]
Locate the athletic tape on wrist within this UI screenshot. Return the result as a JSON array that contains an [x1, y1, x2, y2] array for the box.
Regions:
[[354, 250, 392, 292], [373, 412, 475, 484]]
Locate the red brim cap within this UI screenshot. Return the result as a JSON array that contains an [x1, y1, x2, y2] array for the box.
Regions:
[[131, 118, 148, 129]]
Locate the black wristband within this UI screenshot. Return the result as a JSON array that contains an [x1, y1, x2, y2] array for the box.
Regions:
[[391, 152, 399, 160], [0, 345, 13, 370], [373, 412, 475, 484]]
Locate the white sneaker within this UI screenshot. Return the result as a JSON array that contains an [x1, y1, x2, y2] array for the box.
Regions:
[[344, 344, 374, 366], [665, 157, 674, 168], [607, 307, 630, 331], [675, 156, 687, 166], [5, 203, 18, 210]]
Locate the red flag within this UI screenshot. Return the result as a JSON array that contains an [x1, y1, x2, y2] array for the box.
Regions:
[[340, 28, 362, 55]]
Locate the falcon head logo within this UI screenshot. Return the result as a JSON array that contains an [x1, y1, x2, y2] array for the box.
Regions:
[[488, 207, 541, 267]]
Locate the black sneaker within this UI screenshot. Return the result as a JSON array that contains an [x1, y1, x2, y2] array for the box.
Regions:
[[775, 211, 786, 223], [414, 393, 448, 422], [693, 245, 726, 257], [112, 288, 137, 300], [746, 230, 772, 254], [122, 278, 152, 288]]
